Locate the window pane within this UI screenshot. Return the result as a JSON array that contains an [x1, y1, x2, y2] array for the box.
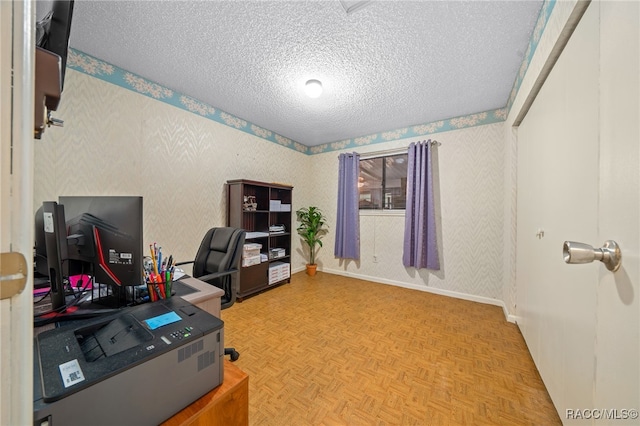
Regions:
[[359, 158, 382, 209], [384, 155, 407, 209], [358, 154, 407, 210]]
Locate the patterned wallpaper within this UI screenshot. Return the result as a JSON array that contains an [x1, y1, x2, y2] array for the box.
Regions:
[[34, 69, 507, 307], [67, 49, 309, 155], [34, 70, 313, 274], [33, 0, 565, 313], [311, 123, 506, 303]]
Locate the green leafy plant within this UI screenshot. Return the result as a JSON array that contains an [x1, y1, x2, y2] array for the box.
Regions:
[[296, 206, 328, 265]]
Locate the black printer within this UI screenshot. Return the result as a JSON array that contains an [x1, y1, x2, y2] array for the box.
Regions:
[[34, 297, 224, 426]]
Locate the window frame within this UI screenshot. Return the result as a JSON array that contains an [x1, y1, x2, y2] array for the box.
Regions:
[[358, 152, 408, 212]]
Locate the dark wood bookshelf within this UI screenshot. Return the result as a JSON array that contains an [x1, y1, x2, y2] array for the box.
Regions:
[[227, 179, 293, 300]]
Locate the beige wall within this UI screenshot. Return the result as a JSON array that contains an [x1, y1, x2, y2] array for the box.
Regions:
[[34, 69, 509, 308], [311, 123, 506, 305], [35, 70, 314, 273]]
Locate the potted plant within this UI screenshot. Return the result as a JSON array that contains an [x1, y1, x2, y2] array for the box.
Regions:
[[296, 206, 328, 276]]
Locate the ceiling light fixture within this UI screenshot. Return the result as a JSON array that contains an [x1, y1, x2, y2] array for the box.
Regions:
[[305, 79, 323, 98]]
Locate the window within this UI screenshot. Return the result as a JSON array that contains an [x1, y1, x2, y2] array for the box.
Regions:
[[359, 154, 408, 210]]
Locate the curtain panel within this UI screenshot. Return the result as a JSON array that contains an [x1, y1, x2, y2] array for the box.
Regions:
[[334, 152, 360, 260], [403, 141, 440, 270]]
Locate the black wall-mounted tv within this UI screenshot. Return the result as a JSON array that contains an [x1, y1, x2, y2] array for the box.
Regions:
[[36, 0, 74, 91]]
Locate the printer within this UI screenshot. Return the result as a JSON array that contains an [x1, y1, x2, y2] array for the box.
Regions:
[[34, 297, 224, 426]]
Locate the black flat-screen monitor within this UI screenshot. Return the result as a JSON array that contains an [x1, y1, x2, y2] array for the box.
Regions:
[[41, 201, 69, 311], [60, 196, 144, 289], [35, 196, 144, 309]]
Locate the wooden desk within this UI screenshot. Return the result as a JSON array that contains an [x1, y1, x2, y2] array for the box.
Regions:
[[163, 360, 249, 426]]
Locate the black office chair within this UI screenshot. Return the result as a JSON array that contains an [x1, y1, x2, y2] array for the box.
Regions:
[[176, 227, 245, 361]]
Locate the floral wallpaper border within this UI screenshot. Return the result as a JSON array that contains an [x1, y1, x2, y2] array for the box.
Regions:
[[506, 0, 556, 112], [66, 0, 554, 156]]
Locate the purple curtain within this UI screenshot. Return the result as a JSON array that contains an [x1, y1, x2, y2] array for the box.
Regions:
[[403, 141, 440, 269], [335, 152, 360, 260]]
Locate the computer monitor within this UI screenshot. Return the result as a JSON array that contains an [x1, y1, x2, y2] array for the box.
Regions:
[[35, 196, 144, 309], [60, 196, 144, 288], [41, 201, 69, 311]]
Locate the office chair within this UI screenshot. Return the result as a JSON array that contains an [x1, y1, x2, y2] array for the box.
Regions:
[[176, 227, 245, 361]]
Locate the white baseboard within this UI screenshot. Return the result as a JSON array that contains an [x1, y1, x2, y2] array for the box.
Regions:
[[291, 265, 306, 275], [306, 267, 516, 322]]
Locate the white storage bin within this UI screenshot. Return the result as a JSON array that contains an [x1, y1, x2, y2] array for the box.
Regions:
[[243, 243, 262, 257], [268, 262, 290, 284], [242, 254, 261, 267]]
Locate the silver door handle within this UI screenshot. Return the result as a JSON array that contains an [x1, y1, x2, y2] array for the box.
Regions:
[[563, 240, 622, 272]]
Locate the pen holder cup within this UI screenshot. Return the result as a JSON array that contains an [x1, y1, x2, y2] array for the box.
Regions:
[[146, 279, 173, 301]]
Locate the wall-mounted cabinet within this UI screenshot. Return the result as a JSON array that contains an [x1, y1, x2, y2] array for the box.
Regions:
[[227, 179, 293, 300]]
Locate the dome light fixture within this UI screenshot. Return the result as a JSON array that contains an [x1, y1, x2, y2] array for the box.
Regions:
[[305, 79, 323, 98]]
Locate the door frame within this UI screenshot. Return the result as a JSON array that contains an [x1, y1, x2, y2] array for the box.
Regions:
[[1, 1, 36, 425]]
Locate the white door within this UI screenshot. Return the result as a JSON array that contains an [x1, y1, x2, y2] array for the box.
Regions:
[[0, 1, 35, 425], [516, 1, 639, 423]]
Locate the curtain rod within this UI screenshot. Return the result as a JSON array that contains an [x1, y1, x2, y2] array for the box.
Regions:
[[356, 139, 440, 160]]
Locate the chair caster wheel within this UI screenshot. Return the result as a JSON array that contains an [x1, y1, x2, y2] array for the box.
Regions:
[[225, 347, 240, 361]]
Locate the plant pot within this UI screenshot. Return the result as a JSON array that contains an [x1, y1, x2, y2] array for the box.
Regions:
[[306, 264, 318, 276]]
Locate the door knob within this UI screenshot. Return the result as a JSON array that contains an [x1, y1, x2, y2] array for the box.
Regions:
[[563, 240, 622, 272]]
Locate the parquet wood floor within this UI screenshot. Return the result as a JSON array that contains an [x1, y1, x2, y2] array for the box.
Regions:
[[220, 272, 560, 425]]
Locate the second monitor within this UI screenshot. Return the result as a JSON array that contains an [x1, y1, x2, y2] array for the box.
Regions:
[[60, 195, 144, 290]]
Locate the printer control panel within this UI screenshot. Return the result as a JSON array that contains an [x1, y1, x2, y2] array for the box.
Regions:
[[170, 326, 194, 340]]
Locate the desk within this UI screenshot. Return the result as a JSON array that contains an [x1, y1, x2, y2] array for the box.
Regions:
[[177, 276, 224, 318], [34, 277, 224, 334], [163, 359, 249, 426]]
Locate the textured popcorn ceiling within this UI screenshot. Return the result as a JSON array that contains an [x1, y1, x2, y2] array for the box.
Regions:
[[60, 0, 542, 146]]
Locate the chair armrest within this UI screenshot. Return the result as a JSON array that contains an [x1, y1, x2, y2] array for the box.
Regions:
[[196, 268, 238, 283]]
